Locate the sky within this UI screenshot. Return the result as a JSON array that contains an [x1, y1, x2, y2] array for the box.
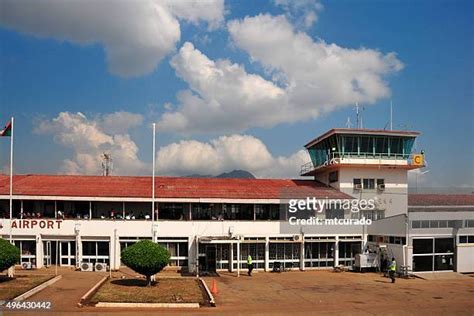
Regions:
[[0, 0, 473, 191]]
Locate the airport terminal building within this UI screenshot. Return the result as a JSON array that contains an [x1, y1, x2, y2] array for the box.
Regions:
[[1, 128, 473, 274]]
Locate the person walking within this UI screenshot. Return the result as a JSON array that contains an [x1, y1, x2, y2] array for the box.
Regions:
[[389, 257, 397, 283], [247, 254, 253, 276]]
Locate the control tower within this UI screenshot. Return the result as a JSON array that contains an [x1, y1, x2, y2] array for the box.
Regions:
[[301, 128, 425, 218]]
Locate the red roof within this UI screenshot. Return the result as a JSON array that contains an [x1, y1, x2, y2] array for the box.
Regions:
[[408, 194, 474, 206], [0, 174, 351, 200]]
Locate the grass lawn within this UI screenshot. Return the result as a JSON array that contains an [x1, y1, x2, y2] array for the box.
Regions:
[[91, 278, 208, 305], [0, 274, 54, 300]]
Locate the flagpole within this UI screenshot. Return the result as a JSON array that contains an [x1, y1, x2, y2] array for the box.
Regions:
[[151, 123, 156, 238], [9, 117, 14, 244]]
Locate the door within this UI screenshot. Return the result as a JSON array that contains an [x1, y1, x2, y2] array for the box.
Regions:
[[412, 238, 454, 271], [60, 241, 76, 266], [43, 241, 51, 266], [205, 245, 217, 272]]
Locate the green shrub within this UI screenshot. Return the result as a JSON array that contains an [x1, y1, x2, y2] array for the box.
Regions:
[[121, 240, 170, 286], [0, 238, 20, 273]]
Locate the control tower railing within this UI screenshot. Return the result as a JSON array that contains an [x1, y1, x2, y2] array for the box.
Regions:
[[300, 152, 424, 175]]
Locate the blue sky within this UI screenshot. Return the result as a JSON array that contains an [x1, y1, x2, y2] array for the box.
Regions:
[[0, 0, 472, 190]]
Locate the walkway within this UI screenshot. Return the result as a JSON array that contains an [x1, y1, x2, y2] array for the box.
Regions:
[[27, 267, 104, 313]]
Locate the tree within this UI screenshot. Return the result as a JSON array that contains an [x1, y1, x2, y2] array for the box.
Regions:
[[121, 240, 170, 286], [0, 238, 20, 275]]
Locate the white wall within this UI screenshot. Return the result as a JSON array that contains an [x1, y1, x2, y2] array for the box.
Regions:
[[315, 167, 408, 218], [457, 245, 474, 273], [0, 219, 365, 271], [368, 214, 408, 236], [339, 167, 408, 217]]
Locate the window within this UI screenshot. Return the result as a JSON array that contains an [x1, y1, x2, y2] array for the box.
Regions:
[[413, 239, 433, 254], [359, 136, 374, 154], [268, 242, 301, 269], [413, 255, 433, 272], [255, 204, 279, 220], [157, 239, 188, 266], [438, 220, 448, 228], [434, 255, 453, 271], [215, 244, 230, 270], [375, 137, 388, 155], [359, 209, 385, 221], [14, 240, 36, 263], [363, 179, 375, 190], [435, 238, 454, 253], [466, 220, 474, 228], [412, 220, 457, 229], [82, 241, 109, 264], [412, 237, 455, 272], [338, 241, 361, 266], [325, 208, 344, 219], [159, 203, 186, 220], [376, 179, 385, 190], [353, 178, 361, 189], [303, 241, 335, 268], [328, 171, 338, 183], [344, 136, 357, 154], [463, 236, 474, 243], [390, 137, 404, 155]]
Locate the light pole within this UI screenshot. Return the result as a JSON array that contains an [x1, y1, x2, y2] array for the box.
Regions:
[[415, 170, 430, 193]]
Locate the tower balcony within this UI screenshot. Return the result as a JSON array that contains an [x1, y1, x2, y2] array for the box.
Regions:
[[300, 152, 425, 176]]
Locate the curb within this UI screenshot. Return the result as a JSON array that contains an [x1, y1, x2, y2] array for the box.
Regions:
[[13, 275, 62, 301], [95, 302, 200, 308], [77, 275, 108, 307], [199, 278, 216, 307]]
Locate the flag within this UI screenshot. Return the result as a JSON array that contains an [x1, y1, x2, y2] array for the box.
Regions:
[[0, 121, 11, 137]]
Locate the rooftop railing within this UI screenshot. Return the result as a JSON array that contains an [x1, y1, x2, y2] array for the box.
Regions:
[[301, 152, 422, 175]]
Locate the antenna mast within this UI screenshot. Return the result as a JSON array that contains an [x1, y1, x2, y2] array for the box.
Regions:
[[101, 153, 113, 176], [355, 103, 360, 128], [355, 103, 364, 128]]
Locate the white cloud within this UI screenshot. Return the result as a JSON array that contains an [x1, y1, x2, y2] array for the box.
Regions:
[[35, 112, 147, 175], [274, 0, 323, 29], [228, 15, 404, 108], [158, 42, 287, 133], [156, 134, 308, 178], [101, 111, 144, 135], [34, 111, 306, 178], [157, 18, 403, 134], [165, 0, 225, 30], [0, 0, 225, 77]]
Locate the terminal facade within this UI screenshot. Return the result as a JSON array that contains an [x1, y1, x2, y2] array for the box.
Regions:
[[0, 128, 473, 274]]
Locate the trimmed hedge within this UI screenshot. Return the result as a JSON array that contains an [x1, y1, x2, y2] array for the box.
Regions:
[[0, 238, 20, 272], [121, 240, 170, 286]]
